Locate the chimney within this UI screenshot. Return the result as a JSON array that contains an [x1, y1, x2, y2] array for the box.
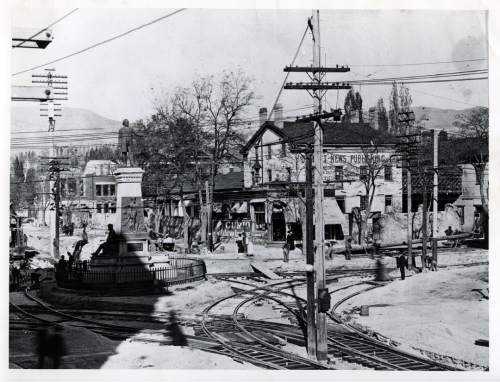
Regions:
[[259, 107, 267, 126], [274, 103, 283, 128]]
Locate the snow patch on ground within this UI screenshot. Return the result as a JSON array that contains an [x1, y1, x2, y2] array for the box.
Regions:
[[101, 339, 256, 369], [341, 265, 489, 367], [153, 279, 235, 314]]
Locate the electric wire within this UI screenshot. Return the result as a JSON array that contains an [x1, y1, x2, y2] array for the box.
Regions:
[[13, 8, 79, 48], [12, 8, 187, 76]]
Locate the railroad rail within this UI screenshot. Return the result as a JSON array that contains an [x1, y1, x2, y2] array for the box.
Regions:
[[220, 276, 467, 371], [10, 259, 487, 370]]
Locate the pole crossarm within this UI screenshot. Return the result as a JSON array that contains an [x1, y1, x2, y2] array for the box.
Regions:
[[295, 109, 342, 122], [12, 27, 53, 49], [285, 82, 351, 90], [284, 65, 350, 73]]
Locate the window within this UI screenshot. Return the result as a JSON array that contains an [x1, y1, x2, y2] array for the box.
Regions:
[[384, 165, 393, 181], [336, 196, 346, 213], [96, 184, 102, 196], [103, 184, 109, 196], [385, 195, 393, 207], [96, 203, 102, 213], [335, 166, 343, 182], [253, 171, 261, 185], [281, 143, 286, 157], [110, 204, 116, 214], [360, 166, 368, 181], [104, 203, 109, 213], [324, 188, 335, 197], [267, 145, 272, 159], [253, 203, 265, 226], [267, 169, 272, 182], [286, 167, 292, 182], [325, 224, 344, 240], [110, 184, 116, 196], [360, 195, 368, 210]]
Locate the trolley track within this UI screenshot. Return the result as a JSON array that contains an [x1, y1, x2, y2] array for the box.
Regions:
[[10, 260, 487, 370]]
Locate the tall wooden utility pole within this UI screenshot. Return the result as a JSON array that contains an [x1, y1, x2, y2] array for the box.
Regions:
[[311, 10, 328, 361], [398, 110, 416, 269], [432, 130, 439, 267], [34, 69, 68, 259], [284, 10, 350, 361], [422, 178, 428, 271], [305, 149, 316, 357], [432, 129, 438, 238]]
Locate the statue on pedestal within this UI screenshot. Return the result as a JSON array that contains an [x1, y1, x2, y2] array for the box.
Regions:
[[118, 119, 133, 166]]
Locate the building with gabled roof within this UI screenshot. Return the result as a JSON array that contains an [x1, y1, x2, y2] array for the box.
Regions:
[[240, 119, 402, 243]]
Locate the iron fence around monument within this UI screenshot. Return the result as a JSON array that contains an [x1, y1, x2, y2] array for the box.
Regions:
[[57, 256, 206, 289]]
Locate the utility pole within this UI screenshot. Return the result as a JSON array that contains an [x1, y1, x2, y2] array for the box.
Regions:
[[305, 149, 316, 357], [421, 175, 428, 271], [432, 130, 439, 267], [283, 10, 350, 361], [43, 157, 69, 259], [34, 69, 68, 259], [432, 130, 438, 236], [311, 10, 328, 361], [398, 110, 416, 269]]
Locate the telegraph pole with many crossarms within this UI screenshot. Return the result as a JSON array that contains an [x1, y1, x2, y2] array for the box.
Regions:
[[284, 10, 351, 361]]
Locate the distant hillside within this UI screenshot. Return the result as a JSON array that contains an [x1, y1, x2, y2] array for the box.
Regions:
[[11, 106, 121, 152], [412, 106, 475, 134]]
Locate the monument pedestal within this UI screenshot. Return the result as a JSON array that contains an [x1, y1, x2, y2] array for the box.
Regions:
[[114, 167, 149, 257], [92, 167, 152, 271]]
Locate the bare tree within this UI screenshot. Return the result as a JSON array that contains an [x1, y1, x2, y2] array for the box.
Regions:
[[344, 141, 394, 244], [452, 107, 489, 240], [192, 70, 255, 248]]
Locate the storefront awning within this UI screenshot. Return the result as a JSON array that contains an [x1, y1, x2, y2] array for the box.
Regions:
[[250, 198, 267, 204], [237, 201, 248, 214]]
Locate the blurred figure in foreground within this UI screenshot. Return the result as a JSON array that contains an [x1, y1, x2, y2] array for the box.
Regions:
[[167, 311, 187, 346]]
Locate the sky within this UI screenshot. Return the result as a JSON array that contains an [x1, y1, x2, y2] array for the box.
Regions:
[[11, 7, 488, 124]]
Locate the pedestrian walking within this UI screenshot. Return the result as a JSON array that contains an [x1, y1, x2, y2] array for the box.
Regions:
[[247, 237, 254, 257], [283, 242, 290, 263], [396, 252, 408, 280], [10, 262, 21, 287], [345, 236, 352, 260], [236, 233, 244, 254], [286, 229, 295, 251]]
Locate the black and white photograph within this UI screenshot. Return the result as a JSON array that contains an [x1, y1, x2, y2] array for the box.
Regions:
[[4, 1, 498, 379]]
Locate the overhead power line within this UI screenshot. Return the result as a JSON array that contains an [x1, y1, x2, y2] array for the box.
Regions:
[[349, 58, 487, 68], [13, 8, 79, 48], [349, 68, 487, 84], [353, 77, 488, 86], [12, 8, 186, 76]]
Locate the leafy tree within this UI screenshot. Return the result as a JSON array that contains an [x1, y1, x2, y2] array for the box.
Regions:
[[343, 89, 363, 123], [10, 156, 26, 210], [388, 82, 400, 135], [376, 98, 389, 132]]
